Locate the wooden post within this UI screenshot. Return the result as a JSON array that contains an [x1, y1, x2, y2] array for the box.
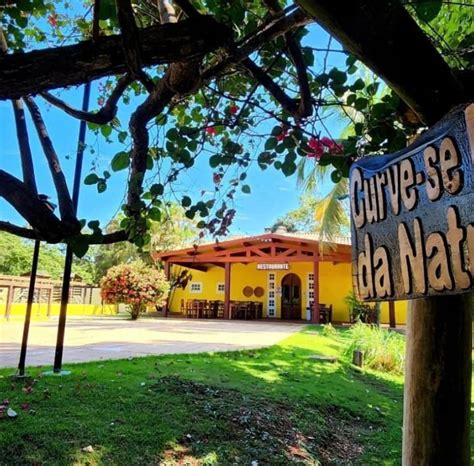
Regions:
[[5, 285, 14, 320], [224, 262, 231, 320], [163, 261, 170, 317], [47, 287, 53, 317], [389, 301, 396, 328], [311, 254, 320, 324], [352, 350, 364, 368], [402, 294, 472, 465]]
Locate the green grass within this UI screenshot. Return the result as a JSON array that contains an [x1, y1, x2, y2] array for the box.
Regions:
[[0, 326, 406, 465]]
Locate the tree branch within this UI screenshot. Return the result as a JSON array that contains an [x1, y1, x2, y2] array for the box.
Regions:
[[262, 0, 312, 117], [0, 170, 73, 242], [41, 74, 132, 124], [0, 27, 38, 194], [173, 0, 201, 18], [12, 100, 38, 194], [202, 8, 311, 80], [24, 96, 77, 227], [116, 0, 155, 92], [0, 221, 40, 240], [85, 229, 129, 244], [242, 57, 299, 115], [0, 17, 231, 99]]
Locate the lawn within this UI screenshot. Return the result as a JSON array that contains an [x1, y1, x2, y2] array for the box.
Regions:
[[1, 326, 405, 465]]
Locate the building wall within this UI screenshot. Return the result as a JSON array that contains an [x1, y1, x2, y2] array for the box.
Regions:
[[1, 303, 118, 319], [169, 262, 408, 324]]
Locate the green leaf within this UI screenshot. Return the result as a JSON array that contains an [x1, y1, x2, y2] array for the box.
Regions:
[[148, 207, 161, 221], [111, 151, 130, 171], [97, 180, 107, 193], [146, 154, 154, 170], [100, 125, 112, 138], [354, 97, 369, 111], [331, 170, 342, 183], [281, 161, 296, 177], [241, 184, 251, 194], [412, 0, 442, 22], [181, 196, 192, 208], [166, 128, 179, 140], [351, 78, 365, 91], [150, 183, 164, 196], [84, 174, 99, 185], [265, 137, 278, 150], [67, 236, 89, 258], [209, 154, 221, 168]]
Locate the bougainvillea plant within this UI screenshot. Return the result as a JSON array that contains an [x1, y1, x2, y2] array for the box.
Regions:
[[100, 262, 170, 320], [0, 0, 471, 256]]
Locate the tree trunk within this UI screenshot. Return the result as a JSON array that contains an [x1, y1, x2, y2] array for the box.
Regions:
[[130, 305, 141, 320], [403, 294, 472, 465]]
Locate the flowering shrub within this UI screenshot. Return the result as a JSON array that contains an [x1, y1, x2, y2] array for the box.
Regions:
[[101, 262, 170, 320]]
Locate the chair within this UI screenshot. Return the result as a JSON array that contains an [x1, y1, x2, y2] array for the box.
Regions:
[[319, 303, 333, 324]]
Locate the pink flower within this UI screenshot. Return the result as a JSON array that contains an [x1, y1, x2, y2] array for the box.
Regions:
[[276, 131, 288, 142], [229, 105, 238, 115], [206, 127, 217, 136], [307, 137, 324, 159], [48, 14, 58, 27]]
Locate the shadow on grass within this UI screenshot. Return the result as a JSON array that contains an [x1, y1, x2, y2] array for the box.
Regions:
[[0, 329, 405, 464]]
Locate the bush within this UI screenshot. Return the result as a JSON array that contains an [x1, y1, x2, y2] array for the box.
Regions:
[[101, 262, 170, 320], [344, 322, 405, 375], [321, 323, 337, 337], [344, 292, 377, 324]]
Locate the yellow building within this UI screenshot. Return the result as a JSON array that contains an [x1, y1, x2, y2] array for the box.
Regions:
[[157, 230, 407, 325]]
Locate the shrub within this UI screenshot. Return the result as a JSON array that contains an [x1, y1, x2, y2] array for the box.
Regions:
[[344, 322, 405, 375], [321, 323, 337, 337], [101, 262, 170, 320], [344, 292, 377, 324]]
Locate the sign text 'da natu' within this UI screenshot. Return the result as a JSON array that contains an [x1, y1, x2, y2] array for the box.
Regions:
[[350, 104, 474, 301]]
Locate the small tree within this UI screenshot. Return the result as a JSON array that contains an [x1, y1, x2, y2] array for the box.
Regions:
[[101, 262, 170, 320]]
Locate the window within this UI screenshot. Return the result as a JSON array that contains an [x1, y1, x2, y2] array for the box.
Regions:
[[267, 273, 276, 317], [190, 282, 202, 293], [216, 283, 225, 293]]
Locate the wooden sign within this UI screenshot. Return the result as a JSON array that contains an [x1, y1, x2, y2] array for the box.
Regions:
[[256, 263, 289, 270], [350, 104, 474, 301]]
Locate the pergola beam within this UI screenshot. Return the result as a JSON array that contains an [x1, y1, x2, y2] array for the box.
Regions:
[[0, 17, 230, 99]]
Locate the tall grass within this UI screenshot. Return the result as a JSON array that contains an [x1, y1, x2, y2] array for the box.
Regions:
[[344, 322, 405, 375]]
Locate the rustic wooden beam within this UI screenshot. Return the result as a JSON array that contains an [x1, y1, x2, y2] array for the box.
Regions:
[[403, 294, 472, 464], [163, 261, 170, 317], [166, 254, 351, 263], [296, 0, 470, 124], [389, 301, 396, 329], [224, 262, 231, 319], [0, 17, 230, 99]]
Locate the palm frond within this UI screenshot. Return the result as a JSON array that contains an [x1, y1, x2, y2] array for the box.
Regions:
[[315, 178, 350, 253]]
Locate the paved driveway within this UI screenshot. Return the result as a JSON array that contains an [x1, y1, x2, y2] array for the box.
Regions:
[[0, 317, 304, 368]]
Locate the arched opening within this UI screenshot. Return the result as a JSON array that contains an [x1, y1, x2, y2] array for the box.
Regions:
[[281, 273, 301, 320]]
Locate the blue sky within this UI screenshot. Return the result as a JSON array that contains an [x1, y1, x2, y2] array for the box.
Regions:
[[0, 22, 347, 238]]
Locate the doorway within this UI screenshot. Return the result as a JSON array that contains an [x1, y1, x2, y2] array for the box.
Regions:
[[281, 273, 301, 320]]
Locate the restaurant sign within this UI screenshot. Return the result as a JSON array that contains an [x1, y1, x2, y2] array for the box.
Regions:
[[350, 104, 473, 301], [257, 263, 289, 270]]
